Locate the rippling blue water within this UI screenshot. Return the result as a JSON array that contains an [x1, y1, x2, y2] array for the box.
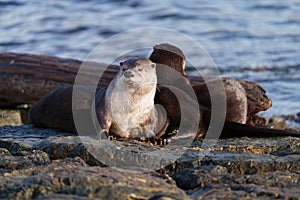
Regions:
[[1, 0, 300, 117]]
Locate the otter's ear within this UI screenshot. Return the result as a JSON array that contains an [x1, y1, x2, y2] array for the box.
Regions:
[[120, 61, 124, 66], [151, 63, 156, 68]]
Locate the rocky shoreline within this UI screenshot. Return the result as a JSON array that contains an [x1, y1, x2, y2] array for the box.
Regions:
[[1, 116, 300, 199]]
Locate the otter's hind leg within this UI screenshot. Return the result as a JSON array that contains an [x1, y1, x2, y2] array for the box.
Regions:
[[193, 78, 247, 124], [223, 78, 247, 124]]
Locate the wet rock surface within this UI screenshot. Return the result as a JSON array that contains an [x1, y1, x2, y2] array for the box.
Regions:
[[1, 125, 300, 199]]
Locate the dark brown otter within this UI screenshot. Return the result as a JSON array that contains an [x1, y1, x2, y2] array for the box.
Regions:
[[150, 43, 300, 139], [150, 43, 247, 138]]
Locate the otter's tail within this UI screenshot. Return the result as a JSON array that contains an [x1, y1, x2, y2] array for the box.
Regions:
[[220, 121, 300, 138]]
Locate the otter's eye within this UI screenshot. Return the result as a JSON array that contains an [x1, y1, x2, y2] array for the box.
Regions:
[[151, 63, 156, 68], [138, 68, 143, 71], [120, 61, 124, 66]]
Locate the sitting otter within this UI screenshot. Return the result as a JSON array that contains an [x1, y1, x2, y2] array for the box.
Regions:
[[29, 58, 169, 144], [96, 58, 168, 140]]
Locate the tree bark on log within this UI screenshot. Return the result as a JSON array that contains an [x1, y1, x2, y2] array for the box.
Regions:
[[0, 52, 271, 118]]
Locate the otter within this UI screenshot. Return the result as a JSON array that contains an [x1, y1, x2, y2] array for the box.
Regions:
[[150, 43, 247, 126], [29, 58, 169, 144], [150, 43, 247, 138], [150, 43, 300, 139], [96, 58, 168, 140]]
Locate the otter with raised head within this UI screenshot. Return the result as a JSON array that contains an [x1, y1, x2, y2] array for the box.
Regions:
[[29, 58, 169, 144], [96, 58, 168, 140]]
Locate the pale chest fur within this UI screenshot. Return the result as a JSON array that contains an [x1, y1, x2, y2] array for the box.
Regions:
[[106, 77, 156, 136]]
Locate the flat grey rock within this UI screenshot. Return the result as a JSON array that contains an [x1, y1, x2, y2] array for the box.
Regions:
[[1, 125, 300, 199]]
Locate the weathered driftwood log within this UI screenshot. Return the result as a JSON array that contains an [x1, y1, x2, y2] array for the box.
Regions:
[[0, 53, 118, 107], [0, 52, 271, 118]]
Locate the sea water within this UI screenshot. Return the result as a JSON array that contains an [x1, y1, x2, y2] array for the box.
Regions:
[[1, 0, 300, 117]]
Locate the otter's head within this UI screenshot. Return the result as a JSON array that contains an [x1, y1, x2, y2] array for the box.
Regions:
[[119, 58, 157, 86], [149, 43, 186, 76]]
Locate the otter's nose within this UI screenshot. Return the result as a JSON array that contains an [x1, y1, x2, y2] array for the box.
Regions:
[[123, 70, 134, 78]]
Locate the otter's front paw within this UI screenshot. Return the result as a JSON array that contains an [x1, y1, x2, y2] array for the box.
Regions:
[[139, 136, 171, 146], [98, 130, 117, 140], [107, 135, 117, 140]]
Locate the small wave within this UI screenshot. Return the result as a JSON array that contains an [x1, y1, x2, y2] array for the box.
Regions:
[[0, 41, 24, 46], [98, 29, 121, 37], [150, 13, 182, 20], [250, 4, 289, 10], [37, 26, 90, 35], [0, 0, 24, 7], [200, 30, 257, 40]]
